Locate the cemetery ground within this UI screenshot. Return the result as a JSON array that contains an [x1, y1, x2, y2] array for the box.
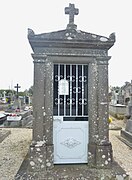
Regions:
[[0, 117, 131, 180]]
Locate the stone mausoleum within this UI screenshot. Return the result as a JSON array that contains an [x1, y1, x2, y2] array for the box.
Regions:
[[16, 3, 128, 179]]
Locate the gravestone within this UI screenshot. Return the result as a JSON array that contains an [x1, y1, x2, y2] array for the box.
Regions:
[[15, 3, 129, 179], [121, 119, 132, 148], [121, 81, 132, 147]]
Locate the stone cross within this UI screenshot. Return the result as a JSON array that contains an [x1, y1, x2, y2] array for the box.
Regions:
[[3, 91, 6, 98], [2, 91, 6, 103], [14, 83, 21, 99], [65, 3, 79, 24]]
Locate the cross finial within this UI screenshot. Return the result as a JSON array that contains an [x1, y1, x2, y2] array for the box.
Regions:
[[65, 4, 79, 25]]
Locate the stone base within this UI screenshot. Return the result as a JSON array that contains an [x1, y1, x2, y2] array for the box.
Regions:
[[26, 143, 54, 173], [88, 142, 113, 168], [15, 160, 129, 180], [15, 142, 129, 179]]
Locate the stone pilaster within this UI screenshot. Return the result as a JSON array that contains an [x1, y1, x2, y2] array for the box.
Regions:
[[32, 56, 45, 142], [88, 60, 98, 166], [96, 57, 113, 168], [28, 55, 47, 173], [44, 59, 54, 169]]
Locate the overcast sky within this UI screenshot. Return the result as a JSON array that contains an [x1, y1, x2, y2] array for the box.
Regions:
[[0, 0, 132, 91]]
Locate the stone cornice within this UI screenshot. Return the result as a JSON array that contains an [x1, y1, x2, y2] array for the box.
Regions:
[[29, 39, 114, 52], [33, 47, 107, 57], [32, 53, 95, 64], [32, 53, 111, 64]]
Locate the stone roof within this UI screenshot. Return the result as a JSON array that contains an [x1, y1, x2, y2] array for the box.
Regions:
[[28, 28, 115, 51]]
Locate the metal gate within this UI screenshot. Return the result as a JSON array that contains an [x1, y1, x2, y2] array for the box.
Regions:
[[53, 64, 89, 164]]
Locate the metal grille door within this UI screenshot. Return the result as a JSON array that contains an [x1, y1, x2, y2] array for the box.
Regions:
[[53, 64, 89, 164], [53, 64, 88, 118]]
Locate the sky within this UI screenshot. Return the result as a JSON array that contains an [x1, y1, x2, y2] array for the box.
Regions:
[[0, 0, 132, 91]]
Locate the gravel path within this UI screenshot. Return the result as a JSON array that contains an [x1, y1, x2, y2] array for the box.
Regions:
[[0, 119, 132, 180], [0, 128, 32, 180], [109, 118, 132, 179], [109, 130, 132, 179]]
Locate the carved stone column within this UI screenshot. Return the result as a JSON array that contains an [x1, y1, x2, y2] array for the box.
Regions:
[[28, 55, 46, 172], [88, 60, 98, 166], [33, 56, 47, 142], [28, 54, 54, 172], [96, 57, 113, 168], [44, 58, 54, 170]]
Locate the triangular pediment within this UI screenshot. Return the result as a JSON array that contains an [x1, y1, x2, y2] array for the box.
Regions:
[[28, 28, 115, 51], [28, 28, 115, 42]]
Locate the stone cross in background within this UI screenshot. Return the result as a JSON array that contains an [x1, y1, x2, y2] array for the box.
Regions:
[[65, 3, 79, 24], [3, 91, 6, 99], [14, 83, 21, 99], [3, 91, 6, 103]]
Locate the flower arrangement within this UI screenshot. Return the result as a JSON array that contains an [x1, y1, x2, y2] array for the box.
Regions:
[[108, 117, 112, 123]]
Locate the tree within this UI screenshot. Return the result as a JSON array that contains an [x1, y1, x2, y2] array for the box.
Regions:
[[28, 86, 33, 96], [0, 89, 15, 95]]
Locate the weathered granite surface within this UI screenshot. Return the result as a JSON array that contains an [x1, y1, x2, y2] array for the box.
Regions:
[[15, 158, 129, 179]]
